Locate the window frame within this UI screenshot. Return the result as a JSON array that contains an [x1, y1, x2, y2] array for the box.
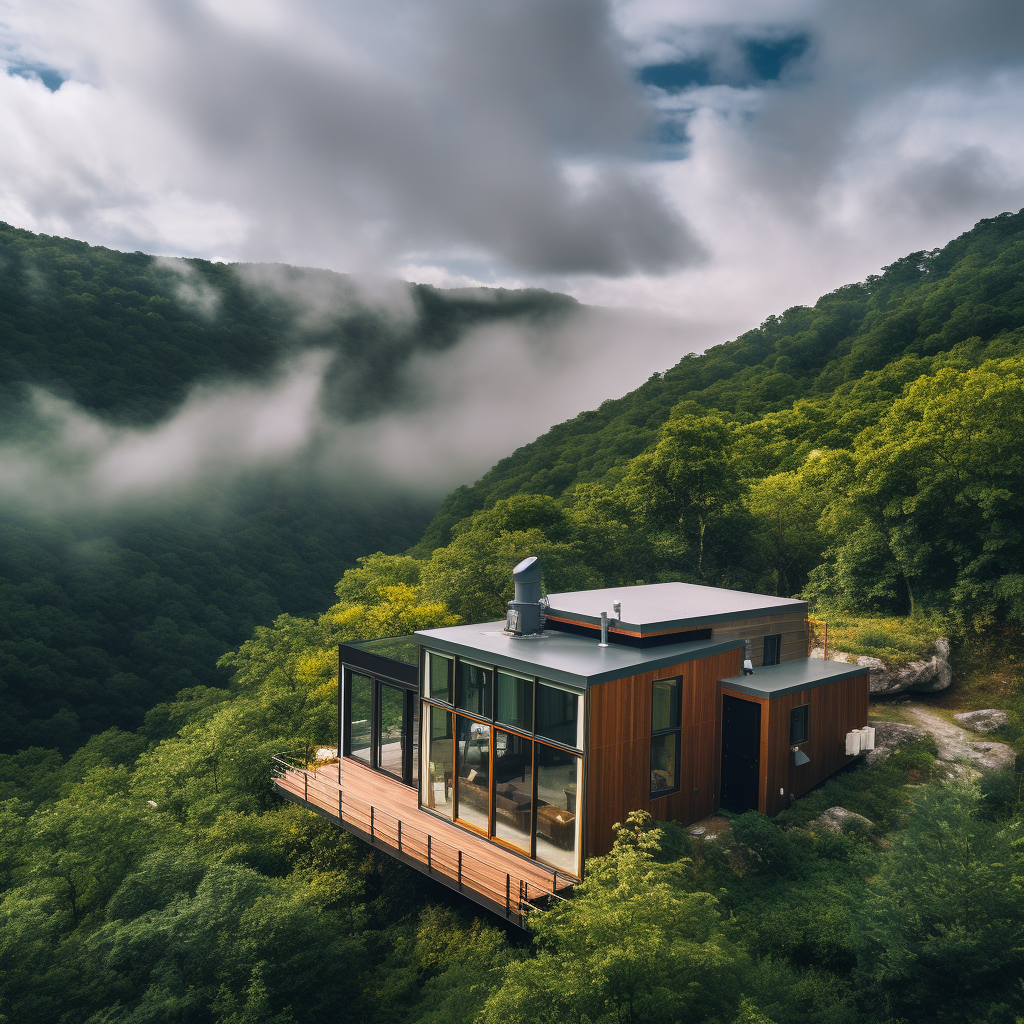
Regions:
[[649, 675, 682, 798], [789, 703, 809, 745], [418, 648, 585, 877], [763, 633, 782, 666]]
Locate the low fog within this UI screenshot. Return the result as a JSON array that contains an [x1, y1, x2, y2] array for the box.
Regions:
[[0, 295, 725, 514]]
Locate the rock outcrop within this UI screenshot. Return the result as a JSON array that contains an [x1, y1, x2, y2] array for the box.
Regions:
[[953, 709, 1009, 733], [865, 720, 927, 765], [811, 638, 951, 696], [812, 806, 874, 834]]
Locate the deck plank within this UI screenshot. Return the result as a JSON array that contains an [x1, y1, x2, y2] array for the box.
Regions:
[[272, 756, 574, 914]]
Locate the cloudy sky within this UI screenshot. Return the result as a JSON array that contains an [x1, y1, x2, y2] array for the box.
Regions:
[[3, 0, 1024, 499]]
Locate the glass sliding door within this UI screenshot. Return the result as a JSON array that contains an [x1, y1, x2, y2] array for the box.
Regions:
[[493, 729, 532, 853], [455, 715, 490, 833], [349, 673, 373, 764], [534, 743, 582, 876], [378, 684, 405, 778], [421, 705, 454, 818]]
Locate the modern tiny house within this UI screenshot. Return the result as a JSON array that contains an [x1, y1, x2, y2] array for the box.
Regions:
[[272, 557, 868, 923]]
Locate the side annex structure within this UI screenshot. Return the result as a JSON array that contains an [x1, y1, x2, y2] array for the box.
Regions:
[[272, 558, 868, 925]]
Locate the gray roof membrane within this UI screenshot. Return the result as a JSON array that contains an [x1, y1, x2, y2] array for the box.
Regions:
[[544, 582, 805, 634], [415, 621, 744, 689], [721, 658, 869, 699]]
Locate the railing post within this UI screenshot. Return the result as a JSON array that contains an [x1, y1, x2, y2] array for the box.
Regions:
[[427, 835, 432, 873], [397, 820, 402, 852], [552, 870, 557, 893], [457, 850, 462, 890], [304, 771, 308, 802], [505, 873, 511, 918], [370, 806, 375, 842]]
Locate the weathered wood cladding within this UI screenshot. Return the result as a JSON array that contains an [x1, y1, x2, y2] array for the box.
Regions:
[[584, 649, 742, 857], [721, 672, 868, 816], [709, 611, 808, 666]]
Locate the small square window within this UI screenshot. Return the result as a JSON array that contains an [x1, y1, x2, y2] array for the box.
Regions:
[[790, 704, 809, 744]]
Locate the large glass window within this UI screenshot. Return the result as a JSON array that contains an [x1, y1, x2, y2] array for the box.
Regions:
[[457, 661, 492, 718], [426, 652, 453, 703], [378, 684, 405, 777], [763, 634, 782, 666], [536, 681, 583, 749], [421, 706, 454, 819], [350, 673, 373, 764], [535, 744, 581, 875], [650, 677, 680, 796], [456, 715, 490, 833], [493, 730, 532, 853], [495, 671, 533, 731]]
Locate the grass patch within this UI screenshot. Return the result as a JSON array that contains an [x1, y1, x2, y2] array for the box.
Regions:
[[811, 613, 945, 666], [773, 739, 938, 831]]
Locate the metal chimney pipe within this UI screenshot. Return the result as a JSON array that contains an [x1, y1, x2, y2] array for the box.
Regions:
[[599, 611, 609, 647]]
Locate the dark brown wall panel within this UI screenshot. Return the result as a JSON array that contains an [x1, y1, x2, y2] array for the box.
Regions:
[[586, 649, 741, 857], [761, 673, 869, 816]]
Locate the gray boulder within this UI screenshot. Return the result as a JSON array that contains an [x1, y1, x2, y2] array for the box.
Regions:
[[811, 639, 952, 697], [813, 806, 874, 834], [865, 720, 927, 765], [954, 709, 1009, 734], [964, 742, 1016, 774]]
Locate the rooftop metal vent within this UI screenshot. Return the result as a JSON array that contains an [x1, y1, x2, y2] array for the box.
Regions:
[[505, 556, 546, 637]]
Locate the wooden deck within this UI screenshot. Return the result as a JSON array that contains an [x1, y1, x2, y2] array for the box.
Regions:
[[271, 754, 573, 926]]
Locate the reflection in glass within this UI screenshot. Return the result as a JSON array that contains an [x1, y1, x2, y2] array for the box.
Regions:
[[427, 652, 453, 703], [378, 684, 405, 777], [493, 730, 532, 852], [495, 672, 533, 731], [536, 681, 582, 748], [457, 661, 492, 718], [650, 732, 678, 794], [349, 673, 372, 763], [534, 744, 581, 876], [456, 715, 490, 833], [652, 677, 680, 732], [421, 706, 454, 819]]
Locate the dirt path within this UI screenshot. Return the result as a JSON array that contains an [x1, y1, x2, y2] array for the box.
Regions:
[[901, 704, 1015, 777]]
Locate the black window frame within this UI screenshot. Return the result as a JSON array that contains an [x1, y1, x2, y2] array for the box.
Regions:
[[649, 676, 682, 798], [763, 634, 782, 666], [342, 666, 419, 787], [789, 704, 809, 745]]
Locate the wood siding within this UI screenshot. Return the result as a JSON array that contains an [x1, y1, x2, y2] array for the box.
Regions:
[[721, 672, 869, 816], [584, 648, 742, 857], [709, 611, 808, 665]]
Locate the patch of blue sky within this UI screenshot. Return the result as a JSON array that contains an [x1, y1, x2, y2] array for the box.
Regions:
[[7, 61, 66, 92], [637, 33, 810, 93]]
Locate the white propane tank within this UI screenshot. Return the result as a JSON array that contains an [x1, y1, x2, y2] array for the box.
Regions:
[[845, 730, 862, 756], [861, 726, 876, 751]]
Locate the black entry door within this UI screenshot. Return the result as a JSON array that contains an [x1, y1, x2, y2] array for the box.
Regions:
[[721, 696, 761, 811]]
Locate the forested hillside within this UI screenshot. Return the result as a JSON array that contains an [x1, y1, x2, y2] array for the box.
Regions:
[[0, 224, 576, 752], [418, 209, 1024, 554], [3, 213, 1024, 1024]]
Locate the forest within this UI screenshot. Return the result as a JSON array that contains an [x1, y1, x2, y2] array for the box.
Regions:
[[2, 211, 1024, 1023]]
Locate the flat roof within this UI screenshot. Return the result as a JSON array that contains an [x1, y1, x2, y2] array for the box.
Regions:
[[721, 658, 868, 699], [545, 582, 805, 635], [415, 621, 744, 689]]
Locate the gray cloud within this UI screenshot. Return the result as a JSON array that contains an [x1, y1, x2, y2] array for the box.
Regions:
[[2, 0, 1024, 331]]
